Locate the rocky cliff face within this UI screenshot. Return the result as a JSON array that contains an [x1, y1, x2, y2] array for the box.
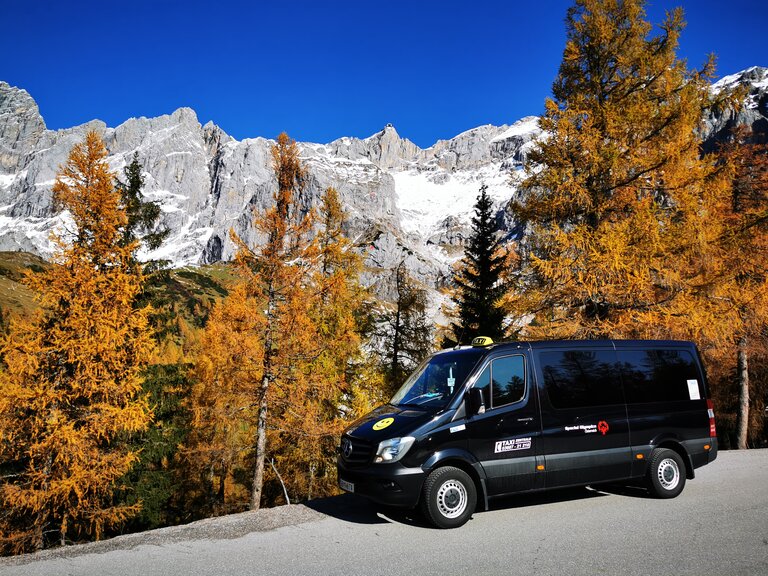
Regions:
[[699, 66, 768, 153], [0, 67, 766, 305], [0, 81, 541, 304]]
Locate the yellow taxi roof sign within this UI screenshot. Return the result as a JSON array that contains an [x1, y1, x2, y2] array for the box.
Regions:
[[472, 336, 494, 347]]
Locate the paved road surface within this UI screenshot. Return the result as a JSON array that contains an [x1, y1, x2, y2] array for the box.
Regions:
[[2, 450, 767, 576]]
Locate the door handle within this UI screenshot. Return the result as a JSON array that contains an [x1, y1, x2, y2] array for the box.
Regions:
[[517, 417, 534, 423]]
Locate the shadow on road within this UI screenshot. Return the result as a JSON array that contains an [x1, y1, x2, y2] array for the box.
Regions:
[[488, 482, 655, 512], [306, 493, 430, 527], [306, 493, 384, 524], [307, 483, 652, 528], [587, 482, 655, 499], [487, 485, 606, 512]]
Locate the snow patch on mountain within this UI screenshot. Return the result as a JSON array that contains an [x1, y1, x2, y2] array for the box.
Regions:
[[393, 165, 517, 238], [491, 116, 540, 142]]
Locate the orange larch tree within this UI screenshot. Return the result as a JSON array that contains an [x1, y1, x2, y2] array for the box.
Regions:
[[235, 132, 317, 510], [187, 146, 386, 510], [714, 127, 768, 448], [269, 186, 381, 501], [183, 283, 265, 514], [189, 132, 317, 511], [0, 131, 153, 553], [506, 0, 732, 343]]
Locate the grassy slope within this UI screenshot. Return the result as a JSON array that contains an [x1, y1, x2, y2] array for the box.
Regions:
[[0, 251, 240, 327], [0, 252, 49, 316]]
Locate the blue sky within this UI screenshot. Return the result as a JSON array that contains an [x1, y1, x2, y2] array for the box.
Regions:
[[1, 0, 765, 148]]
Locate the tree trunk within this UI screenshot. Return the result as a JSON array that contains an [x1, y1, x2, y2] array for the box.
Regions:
[[33, 512, 44, 552], [252, 282, 275, 511], [215, 463, 227, 512], [34, 451, 54, 550], [60, 513, 67, 547], [250, 387, 269, 510], [736, 336, 750, 450], [391, 304, 401, 387]]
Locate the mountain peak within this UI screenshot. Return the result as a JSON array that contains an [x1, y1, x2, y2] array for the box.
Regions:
[[0, 81, 46, 173], [359, 123, 420, 169], [712, 66, 768, 92]]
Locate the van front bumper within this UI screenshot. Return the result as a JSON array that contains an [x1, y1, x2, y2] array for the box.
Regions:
[[336, 457, 426, 509]]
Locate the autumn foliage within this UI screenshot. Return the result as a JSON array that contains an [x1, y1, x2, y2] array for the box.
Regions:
[[507, 0, 729, 341], [1, 0, 767, 557], [710, 127, 768, 447], [185, 134, 381, 513], [0, 132, 153, 553]]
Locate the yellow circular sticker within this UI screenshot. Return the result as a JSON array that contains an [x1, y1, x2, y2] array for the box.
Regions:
[[372, 417, 394, 431]]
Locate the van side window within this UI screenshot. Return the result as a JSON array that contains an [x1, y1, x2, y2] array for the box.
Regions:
[[541, 350, 622, 408], [618, 349, 700, 403], [492, 355, 525, 408], [472, 356, 526, 410], [474, 365, 491, 408]]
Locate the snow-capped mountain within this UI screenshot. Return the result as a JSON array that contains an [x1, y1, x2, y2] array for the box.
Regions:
[[0, 67, 766, 302]]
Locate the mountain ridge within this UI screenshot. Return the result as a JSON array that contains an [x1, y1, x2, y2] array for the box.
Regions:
[[1, 67, 766, 305]]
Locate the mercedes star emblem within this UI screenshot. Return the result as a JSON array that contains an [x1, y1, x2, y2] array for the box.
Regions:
[[341, 437, 353, 458]]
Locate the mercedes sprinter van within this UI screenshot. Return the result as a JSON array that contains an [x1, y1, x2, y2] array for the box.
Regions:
[[337, 338, 717, 528]]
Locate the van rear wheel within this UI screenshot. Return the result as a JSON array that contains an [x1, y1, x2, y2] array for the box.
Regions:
[[420, 466, 476, 529], [647, 448, 686, 498]]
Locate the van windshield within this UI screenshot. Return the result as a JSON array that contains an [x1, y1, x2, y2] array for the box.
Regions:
[[390, 348, 485, 409]]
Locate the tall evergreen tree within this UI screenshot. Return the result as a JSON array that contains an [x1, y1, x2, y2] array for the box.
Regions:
[[0, 132, 153, 553], [116, 152, 169, 256], [113, 154, 179, 531], [447, 184, 508, 345]]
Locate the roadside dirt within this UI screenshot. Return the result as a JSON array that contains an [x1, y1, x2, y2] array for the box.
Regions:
[[0, 504, 325, 567]]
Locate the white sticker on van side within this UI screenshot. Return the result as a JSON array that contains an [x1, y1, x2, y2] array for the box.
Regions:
[[687, 379, 701, 400], [494, 437, 531, 453], [450, 424, 466, 433]]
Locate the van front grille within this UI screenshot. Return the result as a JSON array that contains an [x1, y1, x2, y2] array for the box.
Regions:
[[340, 435, 374, 466]]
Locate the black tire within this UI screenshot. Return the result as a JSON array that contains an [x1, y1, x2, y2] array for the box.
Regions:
[[646, 448, 686, 498], [420, 466, 477, 529]]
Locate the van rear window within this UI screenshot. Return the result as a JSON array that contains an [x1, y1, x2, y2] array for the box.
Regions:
[[541, 350, 623, 409], [617, 349, 700, 403]]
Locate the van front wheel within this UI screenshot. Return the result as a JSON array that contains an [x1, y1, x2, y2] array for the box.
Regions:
[[647, 448, 686, 498], [420, 466, 476, 529]]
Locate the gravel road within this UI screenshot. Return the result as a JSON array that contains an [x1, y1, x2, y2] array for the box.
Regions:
[[2, 449, 767, 576]]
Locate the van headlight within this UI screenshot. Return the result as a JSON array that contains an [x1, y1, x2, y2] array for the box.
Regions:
[[374, 437, 415, 464]]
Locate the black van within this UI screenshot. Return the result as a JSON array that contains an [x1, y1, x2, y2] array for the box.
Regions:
[[337, 338, 718, 528]]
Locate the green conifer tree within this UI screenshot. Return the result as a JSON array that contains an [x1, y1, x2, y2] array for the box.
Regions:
[[116, 152, 169, 258], [447, 184, 509, 345]]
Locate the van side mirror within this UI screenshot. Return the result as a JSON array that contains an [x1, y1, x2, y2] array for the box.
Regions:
[[467, 387, 486, 416]]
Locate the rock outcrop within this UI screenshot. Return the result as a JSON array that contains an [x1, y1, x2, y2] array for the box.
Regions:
[[0, 82, 46, 173], [704, 66, 768, 150]]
